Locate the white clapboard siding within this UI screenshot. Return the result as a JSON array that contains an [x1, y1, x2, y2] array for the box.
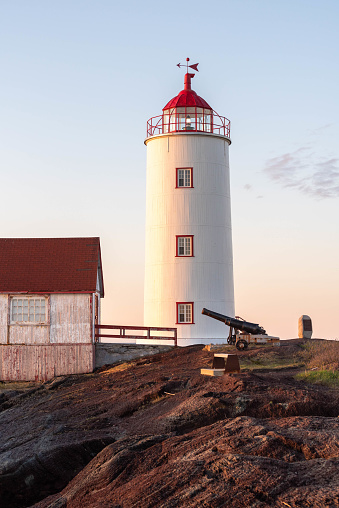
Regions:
[[144, 132, 234, 343]]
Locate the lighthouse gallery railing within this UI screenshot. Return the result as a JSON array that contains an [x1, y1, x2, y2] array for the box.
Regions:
[[147, 111, 230, 138]]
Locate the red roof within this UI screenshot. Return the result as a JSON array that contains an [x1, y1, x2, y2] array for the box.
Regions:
[[0, 237, 104, 295], [163, 72, 212, 111]]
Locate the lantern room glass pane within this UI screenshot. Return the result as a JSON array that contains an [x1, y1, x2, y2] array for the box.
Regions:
[[163, 113, 169, 133], [162, 106, 213, 133], [204, 110, 212, 132], [196, 108, 203, 131], [185, 108, 195, 131]]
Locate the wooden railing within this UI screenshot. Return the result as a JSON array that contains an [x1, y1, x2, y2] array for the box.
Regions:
[[95, 325, 177, 346]]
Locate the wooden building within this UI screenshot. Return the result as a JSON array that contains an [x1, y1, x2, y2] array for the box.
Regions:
[[0, 237, 104, 381]]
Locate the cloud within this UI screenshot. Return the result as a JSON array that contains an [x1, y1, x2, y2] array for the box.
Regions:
[[308, 123, 334, 136], [264, 147, 339, 198]]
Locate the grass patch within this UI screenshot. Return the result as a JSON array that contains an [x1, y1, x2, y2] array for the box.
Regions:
[[240, 359, 305, 370], [302, 340, 339, 371], [296, 370, 339, 388], [100, 362, 135, 375], [0, 381, 38, 391], [240, 357, 303, 371]]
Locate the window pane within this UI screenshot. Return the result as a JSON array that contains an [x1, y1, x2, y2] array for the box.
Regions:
[[177, 168, 192, 188], [204, 112, 211, 132], [12, 300, 17, 321], [11, 297, 47, 323], [185, 237, 191, 255], [179, 304, 185, 323], [29, 300, 35, 322], [177, 237, 192, 256], [163, 113, 169, 133], [178, 303, 192, 323], [178, 237, 184, 255], [184, 169, 191, 187], [40, 300, 45, 321], [178, 169, 184, 187], [16, 300, 22, 321], [179, 113, 186, 131]]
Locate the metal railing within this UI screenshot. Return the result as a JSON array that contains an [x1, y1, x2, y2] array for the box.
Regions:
[[146, 111, 230, 139], [95, 324, 177, 346]]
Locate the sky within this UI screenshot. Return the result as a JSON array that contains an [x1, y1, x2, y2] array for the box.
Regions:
[[0, 0, 338, 339]]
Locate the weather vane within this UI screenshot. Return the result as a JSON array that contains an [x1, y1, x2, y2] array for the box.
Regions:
[[177, 57, 199, 73]]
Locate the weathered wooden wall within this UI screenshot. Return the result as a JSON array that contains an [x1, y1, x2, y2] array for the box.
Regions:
[[0, 293, 97, 381], [0, 344, 94, 381], [0, 293, 93, 345], [50, 294, 92, 343], [9, 325, 50, 345], [0, 295, 8, 344]]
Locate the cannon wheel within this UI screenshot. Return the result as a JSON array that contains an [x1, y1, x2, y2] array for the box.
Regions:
[[236, 339, 248, 351]]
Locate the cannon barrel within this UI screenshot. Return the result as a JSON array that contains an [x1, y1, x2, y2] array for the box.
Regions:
[[202, 308, 266, 335]]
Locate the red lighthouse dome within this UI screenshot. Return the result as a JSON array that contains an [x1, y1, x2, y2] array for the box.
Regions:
[[146, 68, 230, 139], [163, 73, 212, 110]]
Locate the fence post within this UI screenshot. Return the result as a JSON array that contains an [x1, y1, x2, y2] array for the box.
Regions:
[[174, 328, 177, 347]]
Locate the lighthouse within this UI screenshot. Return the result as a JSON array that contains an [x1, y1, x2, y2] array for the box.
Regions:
[[144, 60, 234, 345]]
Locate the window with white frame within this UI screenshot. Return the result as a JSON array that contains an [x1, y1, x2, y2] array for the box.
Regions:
[[176, 168, 193, 188], [176, 236, 193, 257], [177, 303, 194, 324], [11, 297, 47, 323]]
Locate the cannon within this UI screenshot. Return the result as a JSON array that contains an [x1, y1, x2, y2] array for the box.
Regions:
[[202, 308, 279, 350]]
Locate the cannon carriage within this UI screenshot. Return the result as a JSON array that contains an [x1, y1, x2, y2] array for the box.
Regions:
[[202, 308, 280, 350]]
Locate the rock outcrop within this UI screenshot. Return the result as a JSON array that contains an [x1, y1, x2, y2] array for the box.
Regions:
[[0, 341, 338, 507]]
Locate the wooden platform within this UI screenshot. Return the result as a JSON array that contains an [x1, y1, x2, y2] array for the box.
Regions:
[[213, 353, 240, 373]]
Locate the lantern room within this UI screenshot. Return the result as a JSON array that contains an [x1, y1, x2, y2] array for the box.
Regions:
[[146, 71, 230, 139]]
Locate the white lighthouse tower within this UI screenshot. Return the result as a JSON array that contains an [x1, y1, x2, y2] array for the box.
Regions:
[[144, 60, 234, 345]]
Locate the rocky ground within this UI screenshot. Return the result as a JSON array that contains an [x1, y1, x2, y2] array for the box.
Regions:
[[0, 340, 339, 508]]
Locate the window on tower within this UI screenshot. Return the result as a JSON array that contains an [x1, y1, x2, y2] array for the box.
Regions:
[[176, 303, 194, 324], [176, 168, 193, 188], [176, 235, 194, 257]]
